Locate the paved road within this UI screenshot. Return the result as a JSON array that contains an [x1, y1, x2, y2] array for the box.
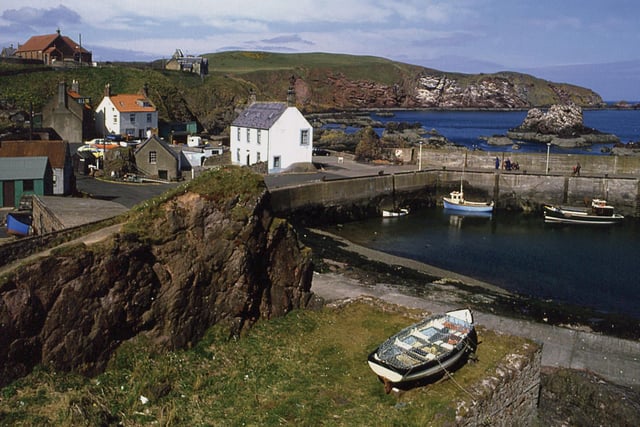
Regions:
[[76, 175, 180, 208]]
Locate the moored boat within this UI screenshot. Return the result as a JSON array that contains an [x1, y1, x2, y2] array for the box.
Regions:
[[443, 190, 494, 213], [367, 308, 477, 393], [543, 199, 624, 225], [382, 207, 409, 217]]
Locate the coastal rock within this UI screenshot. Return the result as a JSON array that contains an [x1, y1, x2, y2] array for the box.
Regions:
[[519, 104, 584, 135], [0, 168, 314, 386], [504, 104, 620, 148]]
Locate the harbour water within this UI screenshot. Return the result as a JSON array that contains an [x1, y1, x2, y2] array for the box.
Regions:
[[326, 209, 640, 320], [325, 109, 640, 320]]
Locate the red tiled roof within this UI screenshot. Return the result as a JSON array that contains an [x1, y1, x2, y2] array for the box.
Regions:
[[15, 34, 58, 52], [16, 33, 89, 53], [108, 94, 156, 113]]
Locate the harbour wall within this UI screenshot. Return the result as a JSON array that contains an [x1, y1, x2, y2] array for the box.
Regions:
[[270, 167, 640, 220], [459, 345, 542, 426], [410, 147, 640, 177]]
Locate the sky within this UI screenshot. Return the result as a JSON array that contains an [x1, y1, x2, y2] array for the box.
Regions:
[[1, 1, 639, 101]]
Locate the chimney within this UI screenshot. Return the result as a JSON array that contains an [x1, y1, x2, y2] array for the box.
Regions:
[[287, 87, 296, 107], [248, 88, 256, 105], [104, 83, 111, 97], [287, 75, 296, 107], [58, 81, 67, 107]]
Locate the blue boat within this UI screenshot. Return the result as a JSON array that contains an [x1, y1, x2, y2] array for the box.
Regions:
[[6, 212, 32, 236], [442, 190, 494, 213]]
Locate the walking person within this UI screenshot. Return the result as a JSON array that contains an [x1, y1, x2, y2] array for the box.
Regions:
[[495, 156, 500, 170]]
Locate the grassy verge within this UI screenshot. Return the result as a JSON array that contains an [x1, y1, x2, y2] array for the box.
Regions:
[[0, 301, 532, 426]]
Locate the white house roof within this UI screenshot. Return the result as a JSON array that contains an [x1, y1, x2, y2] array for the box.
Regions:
[[231, 102, 288, 130]]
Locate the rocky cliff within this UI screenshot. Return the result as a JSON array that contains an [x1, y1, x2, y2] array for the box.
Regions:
[[203, 52, 604, 116], [0, 167, 314, 386]]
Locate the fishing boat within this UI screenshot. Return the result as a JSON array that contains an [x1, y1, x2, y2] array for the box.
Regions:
[[543, 199, 624, 225], [442, 164, 494, 213], [382, 207, 409, 218], [367, 308, 477, 393], [382, 174, 409, 217], [6, 212, 33, 236], [443, 190, 494, 213]]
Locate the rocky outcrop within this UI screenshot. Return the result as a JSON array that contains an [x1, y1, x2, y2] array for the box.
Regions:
[[518, 104, 585, 135], [0, 167, 314, 386], [497, 104, 620, 148]]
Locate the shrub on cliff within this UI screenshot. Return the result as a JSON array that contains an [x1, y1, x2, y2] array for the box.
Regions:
[[354, 126, 382, 161]]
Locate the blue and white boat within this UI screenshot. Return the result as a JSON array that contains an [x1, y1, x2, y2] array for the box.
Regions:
[[443, 189, 494, 213], [367, 308, 477, 393]]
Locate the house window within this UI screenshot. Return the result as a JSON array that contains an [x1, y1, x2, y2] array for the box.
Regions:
[[113, 115, 118, 124], [300, 129, 310, 145], [257, 130, 261, 144], [130, 113, 136, 123], [257, 152, 261, 162], [149, 151, 157, 164], [237, 128, 241, 141], [273, 156, 281, 169], [236, 148, 240, 162], [23, 179, 34, 192], [146, 113, 152, 123], [246, 128, 250, 143]]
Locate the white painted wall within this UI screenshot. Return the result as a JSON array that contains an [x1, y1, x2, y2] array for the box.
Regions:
[[230, 106, 312, 173]]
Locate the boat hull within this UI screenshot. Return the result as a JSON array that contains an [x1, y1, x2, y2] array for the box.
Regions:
[[382, 208, 409, 217], [367, 309, 476, 388], [543, 205, 624, 225], [443, 197, 494, 213], [6, 212, 32, 236]]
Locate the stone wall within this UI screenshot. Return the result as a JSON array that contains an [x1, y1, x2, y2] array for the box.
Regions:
[[417, 148, 640, 177], [459, 344, 542, 426], [270, 168, 639, 219]]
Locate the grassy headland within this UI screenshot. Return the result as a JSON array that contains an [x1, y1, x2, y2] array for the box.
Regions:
[[0, 300, 533, 426]]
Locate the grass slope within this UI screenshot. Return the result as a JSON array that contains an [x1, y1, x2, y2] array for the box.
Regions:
[[0, 301, 532, 426]]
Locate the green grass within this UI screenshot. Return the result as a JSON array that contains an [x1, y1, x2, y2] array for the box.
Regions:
[[121, 166, 266, 242], [0, 300, 536, 426]]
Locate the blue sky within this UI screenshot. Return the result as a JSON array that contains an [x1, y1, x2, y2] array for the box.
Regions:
[[1, 1, 639, 101]]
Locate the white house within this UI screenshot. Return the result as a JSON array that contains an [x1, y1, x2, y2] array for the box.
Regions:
[[230, 102, 313, 173], [95, 84, 158, 139]]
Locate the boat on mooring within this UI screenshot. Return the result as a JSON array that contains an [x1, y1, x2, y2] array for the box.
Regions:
[[443, 190, 494, 213], [367, 308, 477, 393], [543, 199, 624, 225], [382, 207, 409, 218], [443, 163, 494, 213]]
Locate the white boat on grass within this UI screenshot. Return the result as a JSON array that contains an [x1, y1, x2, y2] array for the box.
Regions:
[[367, 308, 477, 393]]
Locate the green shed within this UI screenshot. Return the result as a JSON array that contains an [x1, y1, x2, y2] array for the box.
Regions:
[[0, 156, 53, 207]]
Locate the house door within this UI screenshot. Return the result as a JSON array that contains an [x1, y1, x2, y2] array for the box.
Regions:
[[246, 153, 250, 166], [2, 180, 15, 207]]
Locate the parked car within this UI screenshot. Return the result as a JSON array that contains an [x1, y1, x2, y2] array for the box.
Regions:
[[313, 148, 331, 156]]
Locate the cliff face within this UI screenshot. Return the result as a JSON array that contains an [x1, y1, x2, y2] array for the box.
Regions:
[[0, 167, 314, 386]]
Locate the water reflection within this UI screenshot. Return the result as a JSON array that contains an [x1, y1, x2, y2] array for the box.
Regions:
[[443, 209, 493, 229]]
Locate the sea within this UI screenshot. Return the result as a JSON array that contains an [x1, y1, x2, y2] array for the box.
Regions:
[[324, 108, 640, 320]]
